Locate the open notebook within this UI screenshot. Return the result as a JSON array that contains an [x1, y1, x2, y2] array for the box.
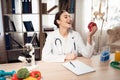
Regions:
[[62, 60, 95, 75]]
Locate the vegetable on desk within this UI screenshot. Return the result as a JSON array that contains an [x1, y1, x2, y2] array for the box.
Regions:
[[23, 76, 37, 80], [30, 71, 41, 80], [11, 74, 19, 80], [17, 68, 30, 79], [11, 68, 41, 80]]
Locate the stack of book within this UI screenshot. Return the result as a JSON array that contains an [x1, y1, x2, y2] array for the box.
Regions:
[[11, 0, 32, 14], [22, 0, 32, 13]]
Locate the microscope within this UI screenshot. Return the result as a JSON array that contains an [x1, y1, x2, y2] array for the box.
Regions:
[[18, 43, 35, 66], [18, 33, 37, 68]]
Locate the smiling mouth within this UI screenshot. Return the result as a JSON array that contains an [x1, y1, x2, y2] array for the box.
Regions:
[[67, 22, 72, 25]]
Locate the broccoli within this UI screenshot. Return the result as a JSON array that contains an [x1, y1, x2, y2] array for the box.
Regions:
[[17, 68, 29, 79]]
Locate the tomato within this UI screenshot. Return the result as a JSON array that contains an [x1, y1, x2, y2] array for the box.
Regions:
[[30, 71, 41, 80], [88, 22, 97, 32], [11, 74, 19, 80], [11, 74, 23, 80]]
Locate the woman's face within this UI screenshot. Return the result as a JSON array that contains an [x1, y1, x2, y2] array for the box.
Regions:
[[57, 11, 72, 29]]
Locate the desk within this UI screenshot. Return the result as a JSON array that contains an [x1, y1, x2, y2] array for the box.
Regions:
[[0, 54, 120, 80]]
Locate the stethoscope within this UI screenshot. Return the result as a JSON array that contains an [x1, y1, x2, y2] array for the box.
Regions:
[[55, 37, 76, 51], [55, 38, 62, 46]]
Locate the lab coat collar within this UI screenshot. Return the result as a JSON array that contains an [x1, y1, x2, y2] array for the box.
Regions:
[[55, 29, 74, 40]]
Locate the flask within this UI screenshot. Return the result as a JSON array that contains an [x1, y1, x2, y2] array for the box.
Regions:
[[100, 46, 110, 62]]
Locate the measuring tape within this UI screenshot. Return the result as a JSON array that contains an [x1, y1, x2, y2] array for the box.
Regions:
[[110, 61, 120, 70]]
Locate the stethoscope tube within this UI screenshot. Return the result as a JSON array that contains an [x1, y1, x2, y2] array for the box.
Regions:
[[55, 38, 62, 46], [72, 37, 76, 50], [55, 38, 63, 54], [55, 37, 76, 51]]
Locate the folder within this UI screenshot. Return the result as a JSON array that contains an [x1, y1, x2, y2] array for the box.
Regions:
[[10, 21, 16, 31], [5, 33, 12, 50], [22, 0, 32, 13], [42, 3, 47, 14], [69, 0, 75, 13], [4, 16, 10, 32], [12, 0, 15, 14], [23, 21, 34, 31], [62, 60, 95, 75]]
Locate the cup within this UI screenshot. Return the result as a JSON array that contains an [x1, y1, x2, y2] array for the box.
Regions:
[[115, 50, 120, 62]]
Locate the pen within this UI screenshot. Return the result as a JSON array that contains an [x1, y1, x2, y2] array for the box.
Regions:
[[70, 61, 76, 68]]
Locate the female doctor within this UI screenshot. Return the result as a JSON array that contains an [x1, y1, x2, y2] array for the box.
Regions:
[[42, 10, 97, 62]]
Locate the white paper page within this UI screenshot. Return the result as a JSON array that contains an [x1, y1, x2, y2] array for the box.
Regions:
[[62, 60, 95, 75]]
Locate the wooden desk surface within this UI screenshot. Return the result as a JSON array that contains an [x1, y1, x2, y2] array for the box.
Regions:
[[0, 54, 120, 80]]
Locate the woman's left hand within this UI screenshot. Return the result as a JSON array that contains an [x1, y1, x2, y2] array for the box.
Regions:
[[87, 25, 97, 45], [89, 25, 97, 37]]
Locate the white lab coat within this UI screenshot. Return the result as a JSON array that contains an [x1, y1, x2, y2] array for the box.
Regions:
[[42, 29, 95, 62]]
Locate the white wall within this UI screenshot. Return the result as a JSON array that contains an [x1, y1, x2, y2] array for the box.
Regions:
[[75, 0, 83, 35], [75, 0, 91, 43]]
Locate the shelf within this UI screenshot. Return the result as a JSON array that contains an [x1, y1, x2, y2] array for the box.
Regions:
[[1, 0, 76, 63], [7, 47, 40, 52], [1, 0, 42, 63]]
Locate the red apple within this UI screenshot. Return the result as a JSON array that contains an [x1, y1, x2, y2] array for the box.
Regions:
[[88, 22, 97, 32]]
